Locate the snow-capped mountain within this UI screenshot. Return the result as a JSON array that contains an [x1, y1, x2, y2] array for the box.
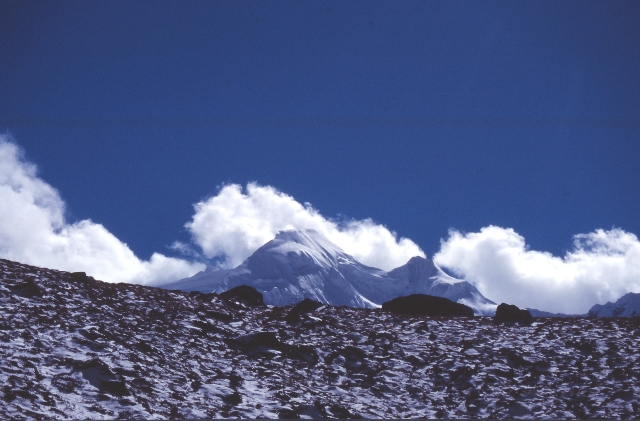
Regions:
[[588, 292, 640, 318], [159, 229, 497, 315]]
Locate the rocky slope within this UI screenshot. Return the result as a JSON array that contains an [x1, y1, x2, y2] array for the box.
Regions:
[[3, 258, 640, 419], [159, 229, 497, 315]]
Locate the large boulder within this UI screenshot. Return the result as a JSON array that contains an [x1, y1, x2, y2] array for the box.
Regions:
[[219, 285, 265, 308], [381, 294, 474, 317], [494, 303, 534, 325], [285, 298, 323, 324]]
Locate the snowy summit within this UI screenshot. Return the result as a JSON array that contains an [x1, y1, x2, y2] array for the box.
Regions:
[[159, 229, 497, 315]]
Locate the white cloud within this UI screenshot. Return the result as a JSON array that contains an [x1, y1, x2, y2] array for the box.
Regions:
[[0, 135, 204, 284], [185, 183, 425, 270], [433, 225, 640, 314]]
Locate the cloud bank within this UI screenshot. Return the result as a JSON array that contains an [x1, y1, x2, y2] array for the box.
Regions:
[[434, 226, 640, 314], [184, 183, 425, 271], [0, 136, 204, 284]]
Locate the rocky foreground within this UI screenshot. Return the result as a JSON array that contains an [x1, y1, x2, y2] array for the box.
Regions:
[[1, 258, 640, 420]]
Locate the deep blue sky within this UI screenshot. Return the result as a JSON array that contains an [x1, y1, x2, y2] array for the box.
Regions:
[[1, 1, 639, 261]]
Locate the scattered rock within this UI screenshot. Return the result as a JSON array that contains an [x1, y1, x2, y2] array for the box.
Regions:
[[382, 294, 474, 317], [494, 303, 534, 325]]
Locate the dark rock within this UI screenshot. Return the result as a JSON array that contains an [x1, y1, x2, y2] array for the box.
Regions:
[[204, 309, 234, 323], [135, 341, 155, 354], [291, 298, 323, 314], [228, 372, 243, 389], [69, 272, 94, 284], [219, 285, 265, 308], [328, 346, 368, 371], [286, 298, 324, 324], [285, 344, 319, 365], [51, 374, 81, 393], [229, 331, 319, 364], [222, 391, 242, 406], [231, 331, 282, 349], [77, 358, 130, 396], [8, 277, 42, 298], [297, 403, 327, 419], [188, 291, 220, 302], [101, 380, 130, 397], [494, 303, 534, 325], [328, 404, 354, 419], [382, 294, 474, 317], [192, 320, 225, 335], [79, 327, 104, 341], [565, 338, 598, 355], [278, 408, 299, 419], [500, 348, 533, 368]]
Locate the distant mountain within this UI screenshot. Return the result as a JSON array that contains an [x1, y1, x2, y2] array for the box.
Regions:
[[588, 292, 640, 318], [526, 308, 584, 318], [158, 229, 497, 315]]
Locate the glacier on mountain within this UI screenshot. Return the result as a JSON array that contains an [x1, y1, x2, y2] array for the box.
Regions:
[[157, 229, 497, 315]]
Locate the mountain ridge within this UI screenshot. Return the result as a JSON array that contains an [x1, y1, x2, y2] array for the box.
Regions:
[[158, 229, 497, 315], [588, 292, 640, 318]]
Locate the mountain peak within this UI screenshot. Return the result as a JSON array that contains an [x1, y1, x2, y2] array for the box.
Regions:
[[274, 228, 322, 241], [162, 230, 497, 314], [268, 229, 345, 254]]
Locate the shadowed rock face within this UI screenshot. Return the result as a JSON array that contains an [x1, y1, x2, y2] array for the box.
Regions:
[[494, 303, 534, 325], [381, 294, 474, 317]]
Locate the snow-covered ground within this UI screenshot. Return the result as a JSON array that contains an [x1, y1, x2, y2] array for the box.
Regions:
[[1, 258, 640, 420], [159, 229, 497, 315]]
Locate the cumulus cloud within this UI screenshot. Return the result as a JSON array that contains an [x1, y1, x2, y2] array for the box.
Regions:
[[184, 183, 425, 270], [434, 226, 640, 314], [0, 135, 204, 284]]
